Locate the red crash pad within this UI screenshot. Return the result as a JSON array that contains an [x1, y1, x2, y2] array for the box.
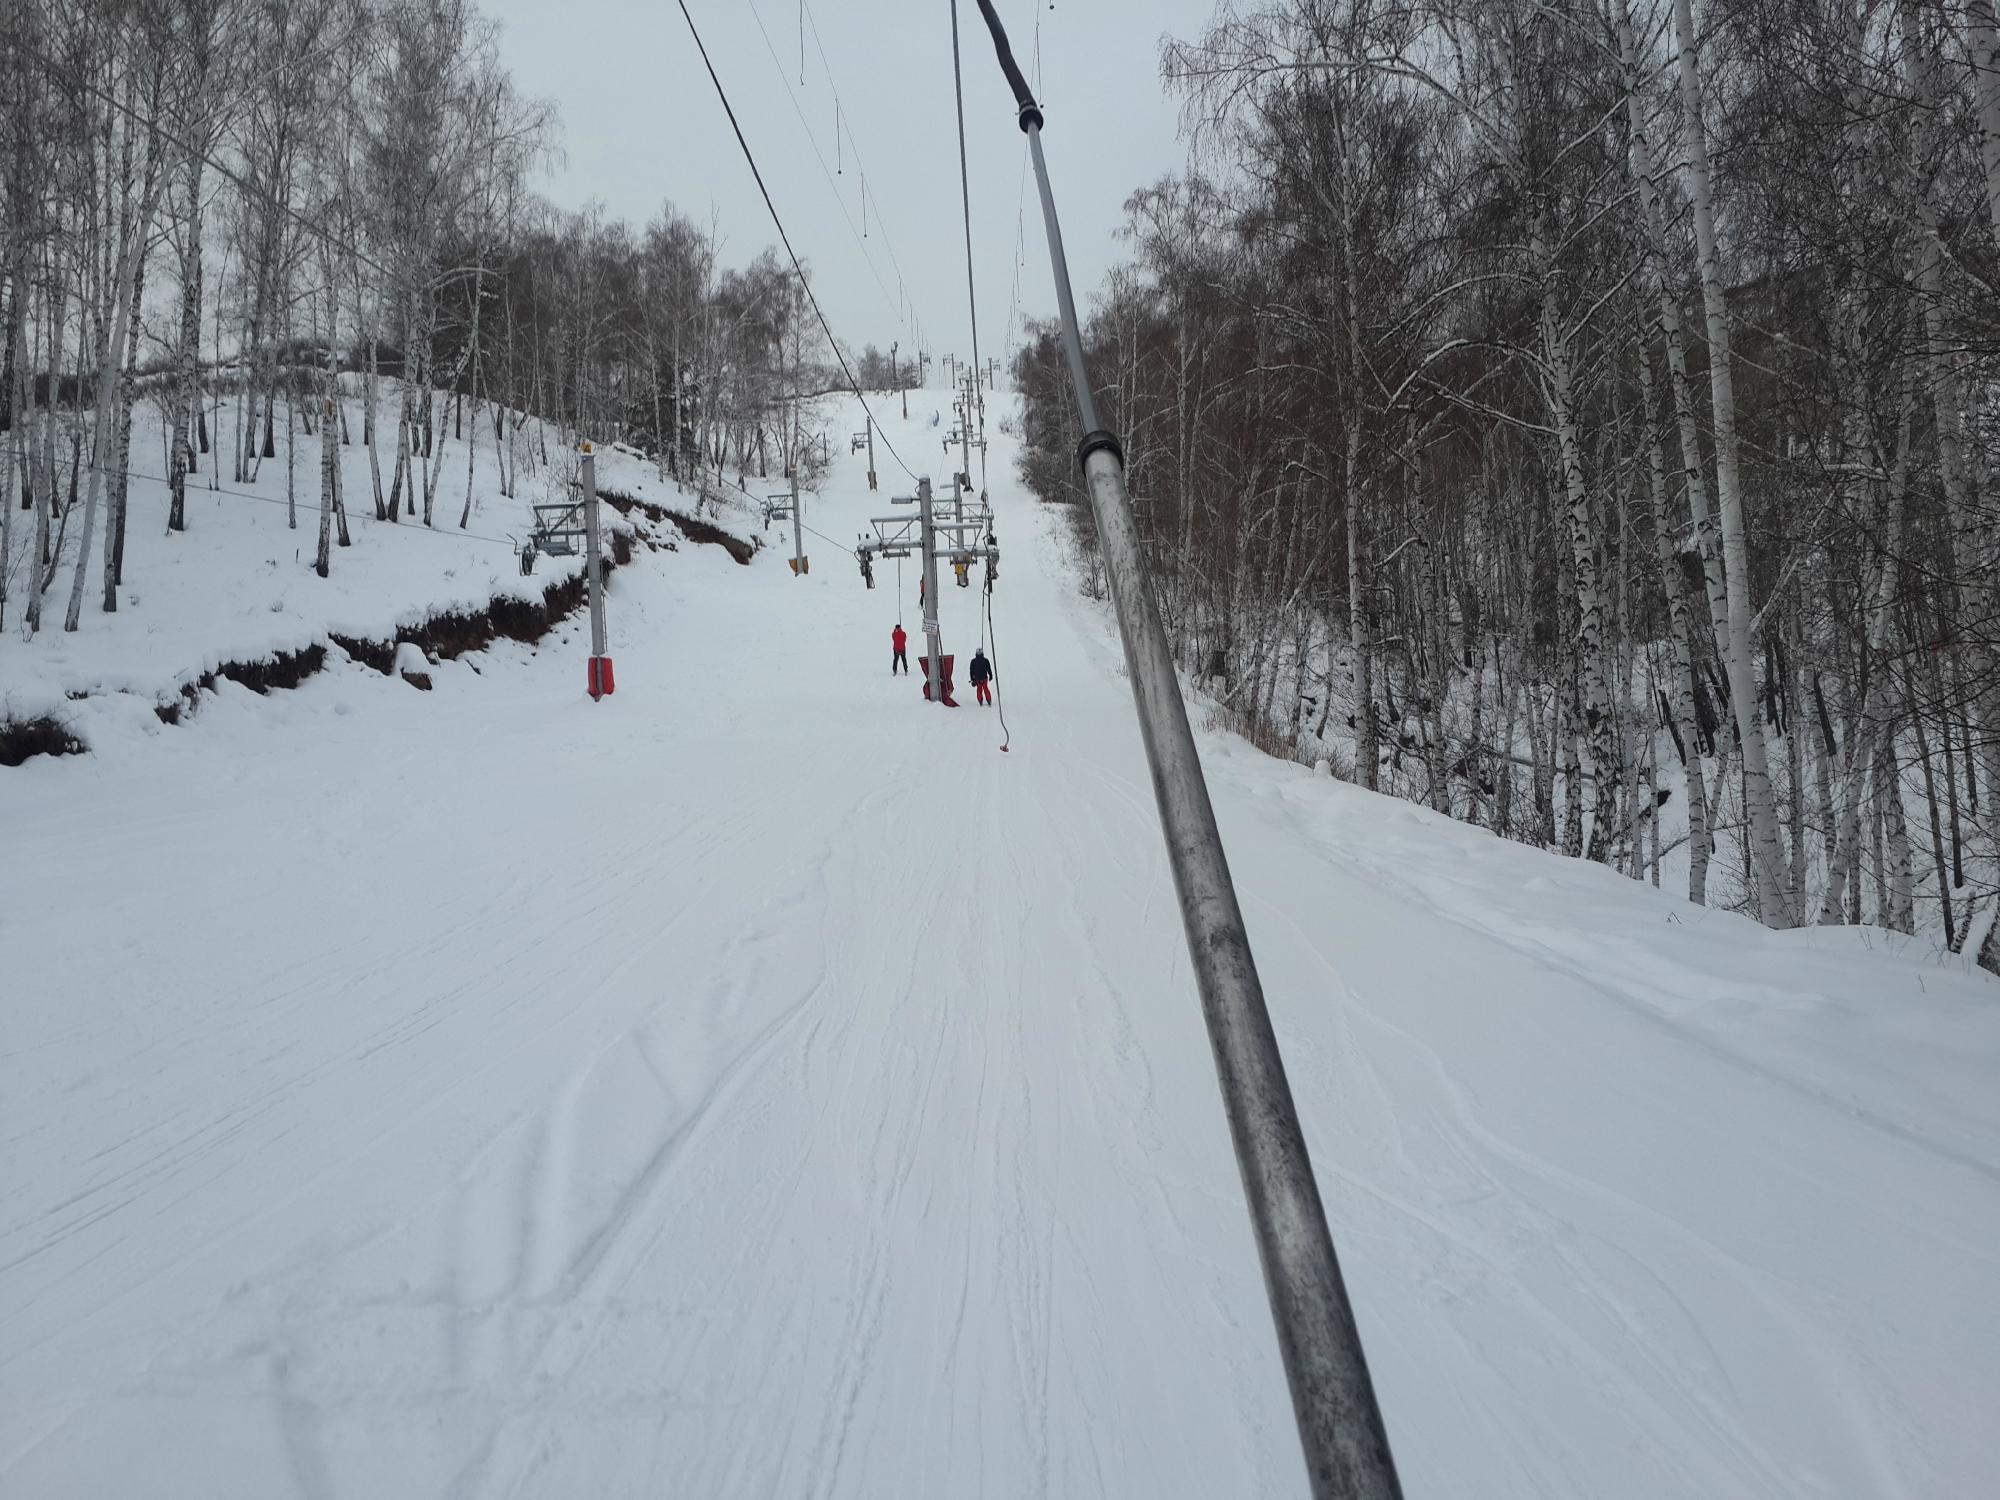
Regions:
[[920, 653, 958, 707]]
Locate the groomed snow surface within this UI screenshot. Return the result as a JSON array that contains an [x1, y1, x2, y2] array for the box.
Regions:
[[4, 396, 1998, 1499]]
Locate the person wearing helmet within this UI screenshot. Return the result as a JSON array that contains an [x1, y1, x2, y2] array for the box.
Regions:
[[969, 647, 993, 706], [892, 623, 909, 675]]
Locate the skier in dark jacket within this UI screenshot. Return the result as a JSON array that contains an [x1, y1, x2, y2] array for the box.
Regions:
[[892, 624, 909, 675], [969, 647, 993, 706]]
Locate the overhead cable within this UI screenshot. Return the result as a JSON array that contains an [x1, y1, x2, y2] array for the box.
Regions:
[[678, 0, 919, 482]]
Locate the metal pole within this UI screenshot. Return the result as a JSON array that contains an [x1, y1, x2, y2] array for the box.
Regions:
[[868, 415, 877, 491], [1082, 445, 1399, 1500], [966, 6, 1403, 1496], [919, 476, 943, 702], [960, 371, 972, 482], [792, 466, 804, 576], [1025, 128, 1099, 434], [583, 446, 605, 661]]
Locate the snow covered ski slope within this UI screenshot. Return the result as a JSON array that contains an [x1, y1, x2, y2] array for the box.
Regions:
[[4, 395, 1998, 1499]]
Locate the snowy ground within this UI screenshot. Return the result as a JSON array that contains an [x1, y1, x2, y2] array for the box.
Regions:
[[0, 388, 712, 732], [3, 395, 1997, 1499]]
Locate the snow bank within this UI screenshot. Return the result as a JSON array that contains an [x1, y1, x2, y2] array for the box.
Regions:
[[0, 387, 756, 757]]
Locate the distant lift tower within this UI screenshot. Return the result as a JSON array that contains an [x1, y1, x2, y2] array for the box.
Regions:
[[763, 467, 807, 575], [579, 442, 614, 699], [854, 474, 998, 705], [850, 416, 877, 491], [949, 370, 986, 494]]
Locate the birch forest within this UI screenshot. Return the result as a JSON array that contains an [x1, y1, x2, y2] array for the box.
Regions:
[[0, 0, 836, 609], [1011, 0, 2000, 970]]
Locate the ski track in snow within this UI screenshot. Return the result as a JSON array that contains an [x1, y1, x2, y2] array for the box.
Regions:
[[4, 396, 1999, 1499]]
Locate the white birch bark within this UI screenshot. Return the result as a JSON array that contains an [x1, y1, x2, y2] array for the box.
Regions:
[[168, 146, 204, 533], [1968, 1, 2000, 245], [28, 266, 58, 635], [1534, 215, 1619, 858], [1823, 384, 1913, 921], [1345, 418, 1376, 790], [1637, 335, 1710, 903], [1670, 0, 1794, 925], [316, 353, 336, 579], [1617, 3, 1730, 657], [1877, 722, 1914, 934], [64, 113, 161, 632], [364, 318, 385, 519], [1908, 1, 2000, 966], [1, 253, 24, 632]]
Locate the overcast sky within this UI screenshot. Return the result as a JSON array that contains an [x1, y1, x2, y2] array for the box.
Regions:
[[483, 0, 1222, 387]]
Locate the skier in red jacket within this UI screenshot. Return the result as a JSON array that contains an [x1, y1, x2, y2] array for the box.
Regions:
[[891, 623, 908, 675]]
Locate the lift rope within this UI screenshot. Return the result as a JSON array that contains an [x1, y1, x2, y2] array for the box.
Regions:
[[800, 520, 857, 557], [744, 0, 921, 352], [949, 0, 989, 488], [678, 0, 918, 482], [983, 569, 1009, 752]]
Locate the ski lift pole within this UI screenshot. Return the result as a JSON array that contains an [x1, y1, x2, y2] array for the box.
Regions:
[[960, 372, 973, 484], [792, 466, 805, 576], [967, 5, 1402, 1496], [581, 443, 614, 700], [918, 476, 944, 700]]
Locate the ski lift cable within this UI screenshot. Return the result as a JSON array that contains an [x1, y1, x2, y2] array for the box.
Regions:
[[798, 520, 857, 557], [1000, 10, 1041, 372], [745, 0, 911, 341], [1003, 134, 1031, 368], [743, 0, 924, 353], [963, 5, 1404, 1495], [949, 0, 987, 470], [678, 0, 918, 482], [798, 0, 926, 323], [1000, 13, 1048, 376], [1002, 7, 1043, 373]]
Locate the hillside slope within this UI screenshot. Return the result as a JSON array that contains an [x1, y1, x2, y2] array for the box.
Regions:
[[3, 395, 1996, 1499]]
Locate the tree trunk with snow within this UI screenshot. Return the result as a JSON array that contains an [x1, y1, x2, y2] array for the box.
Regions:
[[364, 321, 386, 520], [104, 205, 152, 607], [167, 148, 204, 533], [1534, 216, 1618, 859], [1907, 1, 2000, 969], [66, 104, 162, 632], [1, 256, 24, 633], [316, 339, 336, 580], [27, 269, 59, 637], [1670, 0, 1793, 926], [1637, 336, 1710, 904], [1968, 1, 2000, 246]]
